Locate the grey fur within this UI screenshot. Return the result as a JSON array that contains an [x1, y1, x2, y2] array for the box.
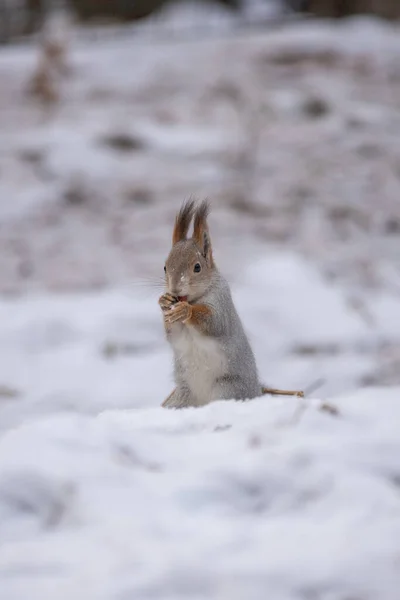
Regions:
[[162, 202, 261, 408]]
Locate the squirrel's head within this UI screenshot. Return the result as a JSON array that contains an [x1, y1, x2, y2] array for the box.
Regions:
[[164, 199, 215, 302]]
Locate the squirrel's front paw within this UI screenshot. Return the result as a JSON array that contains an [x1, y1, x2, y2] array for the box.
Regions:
[[164, 301, 192, 325], [159, 293, 178, 312]]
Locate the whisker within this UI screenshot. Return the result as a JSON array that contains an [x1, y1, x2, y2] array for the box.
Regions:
[[129, 282, 165, 289], [119, 278, 166, 299], [127, 277, 165, 288]]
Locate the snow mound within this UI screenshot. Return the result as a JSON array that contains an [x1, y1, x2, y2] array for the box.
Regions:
[[0, 387, 400, 599]]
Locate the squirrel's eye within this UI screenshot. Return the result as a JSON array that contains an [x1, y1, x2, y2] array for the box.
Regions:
[[193, 263, 201, 273], [164, 265, 166, 273]]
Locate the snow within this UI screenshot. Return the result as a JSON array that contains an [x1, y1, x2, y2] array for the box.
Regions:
[[1, 252, 400, 599], [1, 388, 400, 599], [0, 11, 400, 600]]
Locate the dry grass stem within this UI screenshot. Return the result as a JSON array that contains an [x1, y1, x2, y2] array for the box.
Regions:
[[261, 387, 304, 398]]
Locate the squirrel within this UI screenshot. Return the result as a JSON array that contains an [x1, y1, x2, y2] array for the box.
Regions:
[[158, 199, 262, 408]]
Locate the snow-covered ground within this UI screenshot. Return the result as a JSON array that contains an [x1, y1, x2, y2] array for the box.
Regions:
[[1, 387, 400, 600], [1, 11, 400, 600]]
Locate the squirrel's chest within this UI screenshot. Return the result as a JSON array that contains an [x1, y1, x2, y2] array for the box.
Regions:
[[170, 326, 226, 400]]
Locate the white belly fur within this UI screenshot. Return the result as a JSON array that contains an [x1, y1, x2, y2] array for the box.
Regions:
[[171, 326, 226, 405]]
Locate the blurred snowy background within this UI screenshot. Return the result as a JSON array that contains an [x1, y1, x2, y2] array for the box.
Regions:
[[1, 1, 400, 599]]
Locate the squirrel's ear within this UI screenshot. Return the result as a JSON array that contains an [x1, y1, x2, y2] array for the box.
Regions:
[[193, 200, 214, 266], [172, 199, 196, 245]]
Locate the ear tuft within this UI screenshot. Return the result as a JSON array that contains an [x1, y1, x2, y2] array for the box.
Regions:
[[193, 199, 213, 265], [172, 198, 196, 245], [193, 199, 210, 233]]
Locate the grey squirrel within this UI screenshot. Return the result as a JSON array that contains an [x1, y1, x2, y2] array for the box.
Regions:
[[159, 199, 262, 408]]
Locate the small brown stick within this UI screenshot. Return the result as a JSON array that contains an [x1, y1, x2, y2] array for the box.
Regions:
[[262, 387, 304, 398]]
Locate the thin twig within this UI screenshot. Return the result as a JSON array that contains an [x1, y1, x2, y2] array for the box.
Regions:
[[261, 376, 326, 400], [261, 387, 304, 398]]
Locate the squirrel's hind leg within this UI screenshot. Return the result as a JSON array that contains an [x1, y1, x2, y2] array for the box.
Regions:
[[212, 375, 260, 402], [162, 387, 195, 409]]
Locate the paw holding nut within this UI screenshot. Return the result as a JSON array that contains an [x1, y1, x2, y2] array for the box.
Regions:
[[159, 293, 177, 312], [159, 294, 192, 325], [166, 301, 192, 325]]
